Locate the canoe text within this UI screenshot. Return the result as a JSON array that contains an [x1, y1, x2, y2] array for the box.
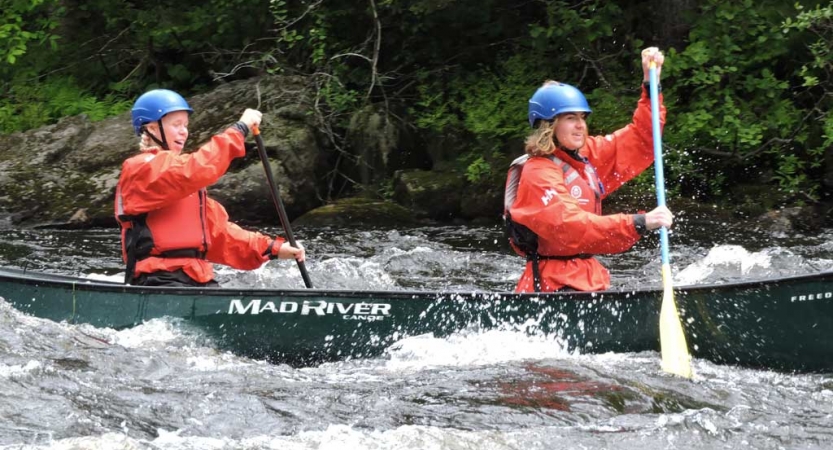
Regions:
[[227, 299, 391, 321], [790, 291, 832, 302]]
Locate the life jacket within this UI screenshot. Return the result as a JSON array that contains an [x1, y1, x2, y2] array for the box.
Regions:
[[116, 189, 209, 284], [503, 153, 604, 292]]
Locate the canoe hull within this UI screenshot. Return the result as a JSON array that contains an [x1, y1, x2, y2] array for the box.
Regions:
[[679, 276, 833, 372], [1, 267, 831, 372]]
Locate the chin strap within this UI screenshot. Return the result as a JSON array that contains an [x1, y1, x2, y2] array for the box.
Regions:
[[142, 121, 170, 150]]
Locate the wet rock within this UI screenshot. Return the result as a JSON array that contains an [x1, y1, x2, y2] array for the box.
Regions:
[[292, 197, 422, 227]]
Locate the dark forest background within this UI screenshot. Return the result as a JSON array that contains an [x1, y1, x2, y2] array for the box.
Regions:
[[2, 0, 832, 212]]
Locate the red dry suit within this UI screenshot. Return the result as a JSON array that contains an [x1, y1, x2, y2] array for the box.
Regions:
[[508, 87, 665, 292], [115, 127, 283, 284]]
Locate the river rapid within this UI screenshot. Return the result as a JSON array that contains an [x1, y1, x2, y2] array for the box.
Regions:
[[1, 221, 832, 449]]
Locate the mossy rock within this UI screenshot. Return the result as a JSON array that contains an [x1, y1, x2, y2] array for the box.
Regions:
[[292, 197, 423, 227]]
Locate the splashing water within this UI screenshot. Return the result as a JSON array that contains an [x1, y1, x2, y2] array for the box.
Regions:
[[1, 225, 833, 449]]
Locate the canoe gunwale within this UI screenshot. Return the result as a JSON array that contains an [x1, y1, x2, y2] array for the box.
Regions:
[[1, 266, 831, 300]]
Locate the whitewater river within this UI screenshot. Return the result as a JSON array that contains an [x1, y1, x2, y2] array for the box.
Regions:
[[1, 219, 832, 449]]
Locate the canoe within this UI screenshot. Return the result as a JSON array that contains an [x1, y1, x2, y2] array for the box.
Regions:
[[0, 266, 831, 372]]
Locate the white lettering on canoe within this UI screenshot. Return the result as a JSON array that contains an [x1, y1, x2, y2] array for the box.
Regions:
[[228, 299, 391, 321], [372, 304, 391, 315], [344, 314, 383, 321], [229, 299, 260, 314], [790, 291, 832, 302], [260, 301, 277, 313], [301, 301, 327, 316]]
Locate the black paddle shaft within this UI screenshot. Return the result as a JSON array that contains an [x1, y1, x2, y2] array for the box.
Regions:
[[253, 128, 313, 288]]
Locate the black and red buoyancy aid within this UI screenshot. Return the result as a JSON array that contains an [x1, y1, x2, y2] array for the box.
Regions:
[[116, 189, 209, 284], [503, 153, 604, 291]]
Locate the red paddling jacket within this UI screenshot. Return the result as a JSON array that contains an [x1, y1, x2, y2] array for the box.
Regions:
[[115, 127, 283, 284], [508, 87, 665, 292]]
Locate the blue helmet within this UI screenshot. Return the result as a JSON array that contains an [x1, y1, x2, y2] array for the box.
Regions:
[[131, 89, 193, 136], [527, 82, 591, 128]]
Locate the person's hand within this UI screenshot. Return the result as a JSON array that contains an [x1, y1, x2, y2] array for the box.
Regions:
[[273, 241, 305, 262], [239, 108, 262, 131], [641, 47, 664, 83], [645, 205, 673, 230]]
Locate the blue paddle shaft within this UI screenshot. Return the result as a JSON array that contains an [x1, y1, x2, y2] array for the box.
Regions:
[[648, 65, 670, 266]]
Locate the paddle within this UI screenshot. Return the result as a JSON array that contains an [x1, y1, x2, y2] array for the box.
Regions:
[[648, 61, 692, 379], [252, 124, 314, 288]]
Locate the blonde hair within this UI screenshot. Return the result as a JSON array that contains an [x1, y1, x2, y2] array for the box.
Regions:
[[524, 118, 557, 156], [138, 121, 164, 152], [524, 80, 563, 157], [138, 133, 160, 152]]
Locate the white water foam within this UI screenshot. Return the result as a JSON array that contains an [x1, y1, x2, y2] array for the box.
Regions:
[[310, 257, 397, 289], [80, 272, 123, 283], [0, 360, 43, 379], [382, 328, 574, 371], [674, 244, 773, 285], [108, 318, 184, 349], [3, 425, 521, 450], [215, 256, 398, 290]]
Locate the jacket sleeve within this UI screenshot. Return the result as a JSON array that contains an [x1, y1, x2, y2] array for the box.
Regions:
[[584, 87, 665, 198], [118, 127, 247, 215], [203, 196, 286, 270], [510, 161, 640, 255]]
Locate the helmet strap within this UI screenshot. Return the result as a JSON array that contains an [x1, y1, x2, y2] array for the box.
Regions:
[[142, 121, 170, 150], [156, 120, 170, 150]]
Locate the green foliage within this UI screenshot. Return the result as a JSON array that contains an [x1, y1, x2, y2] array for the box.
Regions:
[[0, 0, 62, 66], [662, 0, 805, 201], [0, 77, 130, 134], [0, 0, 279, 133], [583, 88, 633, 137], [464, 156, 492, 183], [458, 149, 510, 187], [824, 114, 833, 150], [527, 0, 623, 52], [412, 54, 543, 140], [783, 2, 833, 90], [773, 152, 813, 202], [781, 2, 833, 203], [317, 79, 361, 129], [412, 81, 462, 133], [410, 0, 631, 148]]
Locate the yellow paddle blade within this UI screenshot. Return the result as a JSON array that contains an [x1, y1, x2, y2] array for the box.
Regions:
[[660, 264, 693, 379]]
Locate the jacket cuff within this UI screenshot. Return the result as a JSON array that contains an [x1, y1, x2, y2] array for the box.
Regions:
[[231, 121, 249, 137], [262, 239, 279, 260], [642, 81, 661, 99], [633, 214, 647, 235]]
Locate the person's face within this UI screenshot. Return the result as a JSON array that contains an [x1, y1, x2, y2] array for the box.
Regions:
[[147, 110, 190, 153], [553, 112, 587, 150]]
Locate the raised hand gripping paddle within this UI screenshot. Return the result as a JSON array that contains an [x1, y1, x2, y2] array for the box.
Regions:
[[649, 61, 692, 379], [253, 124, 313, 288]]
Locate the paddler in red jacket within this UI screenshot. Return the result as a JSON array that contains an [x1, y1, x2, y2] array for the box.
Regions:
[[115, 89, 305, 287], [505, 47, 673, 293]]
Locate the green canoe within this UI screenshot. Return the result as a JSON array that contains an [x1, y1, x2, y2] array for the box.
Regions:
[[0, 266, 831, 372]]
